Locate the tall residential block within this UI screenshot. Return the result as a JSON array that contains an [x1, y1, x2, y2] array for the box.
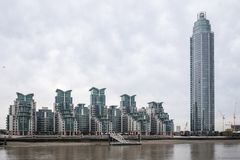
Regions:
[[89, 87, 110, 134], [137, 107, 150, 135], [54, 89, 77, 135], [147, 102, 173, 135], [120, 94, 137, 115], [108, 105, 121, 133], [36, 107, 54, 135], [190, 12, 215, 133], [120, 94, 139, 134], [6, 93, 36, 135], [74, 104, 90, 134], [89, 87, 106, 118]]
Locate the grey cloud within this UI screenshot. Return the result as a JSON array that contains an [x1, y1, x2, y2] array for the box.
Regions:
[[0, 0, 240, 131]]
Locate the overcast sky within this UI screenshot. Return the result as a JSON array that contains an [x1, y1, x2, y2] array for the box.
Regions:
[[0, 0, 240, 131]]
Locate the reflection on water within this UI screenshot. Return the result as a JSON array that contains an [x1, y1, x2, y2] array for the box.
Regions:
[[190, 143, 215, 160], [1, 141, 240, 160], [0, 149, 7, 160]]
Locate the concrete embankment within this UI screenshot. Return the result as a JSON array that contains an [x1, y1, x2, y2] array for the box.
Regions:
[[4, 139, 240, 148], [1, 135, 240, 143]]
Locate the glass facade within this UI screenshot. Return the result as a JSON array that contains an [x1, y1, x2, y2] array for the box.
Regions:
[[6, 89, 174, 136], [55, 89, 76, 135], [89, 87, 106, 118], [147, 102, 173, 134], [74, 104, 90, 134], [190, 12, 215, 133], [137, 107, 150, 134], [120, 94, 137, 114], [108, 105, 121, 133], [120, 94, 138, 133], [36, 107, 54, 135], [89, 87, 110, 133], [7, 93, 36, 135]]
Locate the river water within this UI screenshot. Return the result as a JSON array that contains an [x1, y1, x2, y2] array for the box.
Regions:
[[0, 140, 240, 160]]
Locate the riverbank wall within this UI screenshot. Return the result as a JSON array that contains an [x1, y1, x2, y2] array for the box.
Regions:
[[1, 135, 240, 142]]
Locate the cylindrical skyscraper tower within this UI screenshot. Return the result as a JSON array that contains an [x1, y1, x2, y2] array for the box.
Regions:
[[190, 12, 214, 134]]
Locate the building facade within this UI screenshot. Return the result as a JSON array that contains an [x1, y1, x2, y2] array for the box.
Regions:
[[6, 89, 174, 136], [190, 12, 215, 133], [120, 94, 138, 134], [136, 107, 150, 135], [108, 105, 121, 133], [89, 87, 110, 134], [74, 104, 90, 134], [147, 102, 173, 135], [54, 89, 77, 135], [7, 93, 36, 135], [89, 87, 106, 118], [36, 107, 54, 135], [120, 94, 137, 115]]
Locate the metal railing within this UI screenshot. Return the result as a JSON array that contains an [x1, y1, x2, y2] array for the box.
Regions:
[[110, 133, 129, 143]]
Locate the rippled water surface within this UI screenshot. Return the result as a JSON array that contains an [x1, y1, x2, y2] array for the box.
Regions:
[[1, 141, 240, 160]]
